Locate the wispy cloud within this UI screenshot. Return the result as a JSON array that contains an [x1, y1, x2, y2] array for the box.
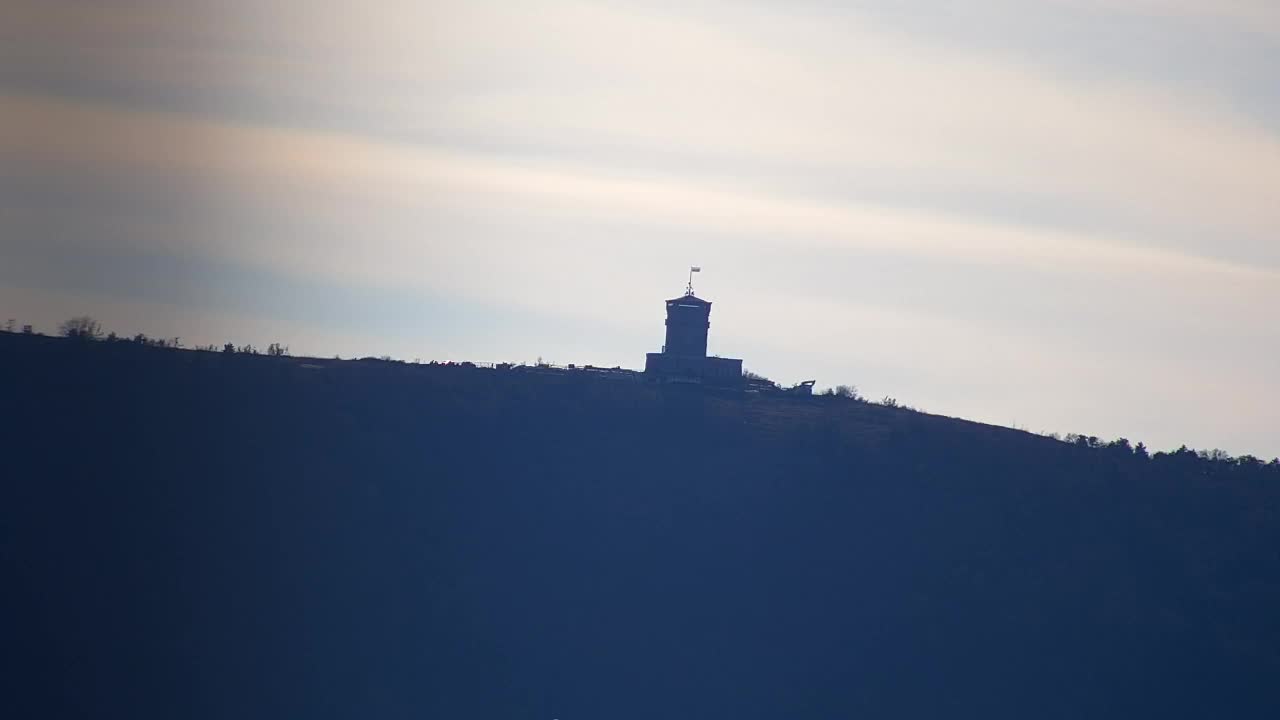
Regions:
[[5, 92, 1274, 291]]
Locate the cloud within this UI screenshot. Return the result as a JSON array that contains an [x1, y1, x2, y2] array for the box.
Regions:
[[1069, 0, 1280, 36], [6, 0, 1280, 264], [5, 93, 1275, 287]]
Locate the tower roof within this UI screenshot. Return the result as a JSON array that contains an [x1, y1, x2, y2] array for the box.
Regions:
[[666, 293, 710, 305]]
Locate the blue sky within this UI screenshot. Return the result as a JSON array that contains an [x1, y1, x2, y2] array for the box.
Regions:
[[2, 0, 1278, 456]]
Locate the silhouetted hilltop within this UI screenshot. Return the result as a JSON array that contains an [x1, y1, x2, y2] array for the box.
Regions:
[[5, 331, 1280, 719]]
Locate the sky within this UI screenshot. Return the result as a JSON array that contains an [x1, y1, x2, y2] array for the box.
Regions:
[[1, 0, 1277, 457]]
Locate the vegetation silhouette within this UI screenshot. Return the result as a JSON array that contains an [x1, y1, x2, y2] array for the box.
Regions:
[[3, 320, 1280, 719]]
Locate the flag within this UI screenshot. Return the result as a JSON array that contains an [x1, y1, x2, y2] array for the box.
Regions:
[[690, 266, 701, 272]]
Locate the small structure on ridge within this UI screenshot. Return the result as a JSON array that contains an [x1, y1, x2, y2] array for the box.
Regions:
[[644, 267, 743, 385]]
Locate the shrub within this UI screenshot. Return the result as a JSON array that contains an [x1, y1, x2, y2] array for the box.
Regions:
[[59, 316, 102, 340]]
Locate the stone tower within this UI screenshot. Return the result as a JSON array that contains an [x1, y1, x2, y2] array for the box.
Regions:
[[644, 273, 742, 385], [663, 292, 711, 357]]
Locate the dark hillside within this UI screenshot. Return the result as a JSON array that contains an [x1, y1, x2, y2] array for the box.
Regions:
[[4, 332, 1280, 718]]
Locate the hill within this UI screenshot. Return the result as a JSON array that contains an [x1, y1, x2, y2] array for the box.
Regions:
[[4, 331, 1280, 718]]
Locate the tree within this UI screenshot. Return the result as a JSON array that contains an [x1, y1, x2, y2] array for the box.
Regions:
[[835, 385, 860, 400], [1068, 434, 1102, 449], [1202, 448, 1231, 463], [1105, 438, 1133, 457], [267, 343, 289, 357], [224, 343, 236, 354], [59, 316, 102, 340]]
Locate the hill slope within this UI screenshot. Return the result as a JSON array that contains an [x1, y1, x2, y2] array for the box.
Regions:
[[4, 333, 1280, 718]]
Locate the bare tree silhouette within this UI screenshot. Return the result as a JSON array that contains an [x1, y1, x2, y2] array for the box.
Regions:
[[59, 316, 102, 340]]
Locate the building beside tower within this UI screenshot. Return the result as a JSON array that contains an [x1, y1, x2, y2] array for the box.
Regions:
[[644, 271, 743, 385]]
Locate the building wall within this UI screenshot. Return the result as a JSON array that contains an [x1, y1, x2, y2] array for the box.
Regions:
[[664, 300, 711, 357], [645, 353, 743, 385]]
